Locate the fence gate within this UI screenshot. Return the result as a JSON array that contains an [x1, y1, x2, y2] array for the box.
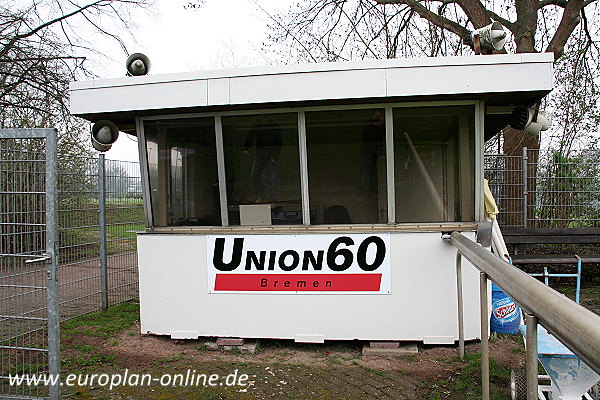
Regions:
[[0, 129, 59, 400]]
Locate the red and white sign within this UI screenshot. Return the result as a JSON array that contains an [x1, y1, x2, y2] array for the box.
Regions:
[[207, 234, 391, 294]]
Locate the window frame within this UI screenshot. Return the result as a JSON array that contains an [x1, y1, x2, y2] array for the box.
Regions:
[[137, 100, 484, 229]]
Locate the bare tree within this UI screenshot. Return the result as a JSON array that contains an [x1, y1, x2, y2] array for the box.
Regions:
[[374, 0, 596, 58], [366, 0, 599, 154], [263, 0, 469, 63], [543, 19, 600, 156], [266, 0, 598, 146], [0, 0, 151, 154]]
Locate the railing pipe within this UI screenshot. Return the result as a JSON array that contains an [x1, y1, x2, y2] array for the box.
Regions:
[[456, 251, 465, 359], [479, 272, 490, 400], [450, 231, 600, 375], [524, 313, 538, 400]]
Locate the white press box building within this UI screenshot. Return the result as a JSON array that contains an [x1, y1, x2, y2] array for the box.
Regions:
[[70, 53, 554, 343]]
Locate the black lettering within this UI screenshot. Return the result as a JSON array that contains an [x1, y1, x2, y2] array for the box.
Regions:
[[279, 250, 300, 271], [268, 250, 277, 270], [297, 281, 307, 288], [245, 251, 266, 270], [327, 237, 354, 271], [325, 281, 332, 288], [260, 279, 268, 287], [357, 236, 386, 271], [302, 250, 324, 270], [213, 238, 243, 271], [313, 281, 319, 287], [284, 281, 290, 287], [274, 280, 278, 287]]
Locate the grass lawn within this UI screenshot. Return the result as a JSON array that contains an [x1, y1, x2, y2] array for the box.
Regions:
[[58, 198, 144, 262]]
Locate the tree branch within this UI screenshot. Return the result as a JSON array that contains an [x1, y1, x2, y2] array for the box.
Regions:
[[545, 0, 587, 59], [454, 0, 490, 28], [374, 0, 470, 41], [1, 1, 106, 59], [251, 0, 318, 62], [485, 10, 516, 32]]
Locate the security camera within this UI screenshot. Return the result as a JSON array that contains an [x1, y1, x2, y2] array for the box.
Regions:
[[471, 22, 507, 51], [91, 120, 119, 152], [510, 107, 552, 137], [126, 53, 151, 76]]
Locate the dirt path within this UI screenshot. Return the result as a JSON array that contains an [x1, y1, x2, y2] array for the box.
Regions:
[[60, 318, 525, 400], [1, 252, 137, 341]]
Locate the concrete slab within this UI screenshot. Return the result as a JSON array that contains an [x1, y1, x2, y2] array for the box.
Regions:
[[370, 341, 400, 349], [203, 339, 257, 354], [216, 338, 245, 346]]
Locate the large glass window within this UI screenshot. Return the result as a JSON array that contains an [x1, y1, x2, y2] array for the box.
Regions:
[[222, 113, 302, 225], [306, 109, 387, 224], [144, 118, 220, 226], [141, 104, 476, 228], [393, 105, 475, 223]]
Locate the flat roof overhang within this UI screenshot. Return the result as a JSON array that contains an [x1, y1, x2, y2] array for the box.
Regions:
[[70, 53, 554, 139]]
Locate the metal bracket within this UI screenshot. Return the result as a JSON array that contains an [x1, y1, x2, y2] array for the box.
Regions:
[[476, 222, 493, 248]]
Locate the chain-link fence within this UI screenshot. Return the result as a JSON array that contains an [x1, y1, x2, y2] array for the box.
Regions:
[[58, 156, 143, 320], [485, 148, 600, 228], [0, 131, 59, 400], [1, 139, 143, 399]]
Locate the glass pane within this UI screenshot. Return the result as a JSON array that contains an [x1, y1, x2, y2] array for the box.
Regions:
[[144, 118, 221, 226], [306, 109, 387, 224], [393, 105, 475, 223], [222, 113, 302, 225]]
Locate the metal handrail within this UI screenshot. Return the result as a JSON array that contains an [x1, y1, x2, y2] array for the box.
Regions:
[[451, 231, 600, 376]]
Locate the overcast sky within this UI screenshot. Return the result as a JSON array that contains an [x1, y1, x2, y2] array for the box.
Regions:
[[96, 0, 292, 161]]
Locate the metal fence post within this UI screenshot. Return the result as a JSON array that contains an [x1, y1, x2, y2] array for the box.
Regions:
[[525, 313, 538, 400], [480, 271, 490, 400], [456, 251, 465, 359], [46, 130, 60, 400], [522, 147, 528, 227], [99, 154, 108, 309]]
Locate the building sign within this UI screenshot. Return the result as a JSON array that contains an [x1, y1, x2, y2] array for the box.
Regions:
[[207, 234, 391, 294]]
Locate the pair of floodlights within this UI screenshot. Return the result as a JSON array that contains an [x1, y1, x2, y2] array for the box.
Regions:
[[91, 53, 151, 152], [470, 22, 552, 136]]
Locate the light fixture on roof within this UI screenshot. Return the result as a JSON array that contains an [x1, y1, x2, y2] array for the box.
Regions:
[[126, 53, 151, 76], [471, 22, 507, 53]]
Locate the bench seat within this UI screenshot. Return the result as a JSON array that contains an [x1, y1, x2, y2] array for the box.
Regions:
[[511, 255, 600, 264]]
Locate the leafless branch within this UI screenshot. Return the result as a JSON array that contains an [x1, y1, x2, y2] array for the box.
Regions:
[[374, 0, 470, 39]]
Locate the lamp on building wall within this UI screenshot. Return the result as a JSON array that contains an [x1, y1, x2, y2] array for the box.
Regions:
[[91, 120, 119, 152], [510, 106, 552, 137], [126, 53, 151, 76]]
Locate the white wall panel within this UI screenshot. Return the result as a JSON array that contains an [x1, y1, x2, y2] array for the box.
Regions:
[[386, 62, 553, 97], [228, 69, 387, 105], [70, 79, 208, 115], [207, 78, 230, 105], [137, 232, 481, 342]]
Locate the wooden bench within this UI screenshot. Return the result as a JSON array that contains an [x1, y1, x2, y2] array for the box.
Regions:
[[502, 227, 600, 263], [507, 254, 600, 264], [501, 227, 600, 303], [502, 227, 600, 246]]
